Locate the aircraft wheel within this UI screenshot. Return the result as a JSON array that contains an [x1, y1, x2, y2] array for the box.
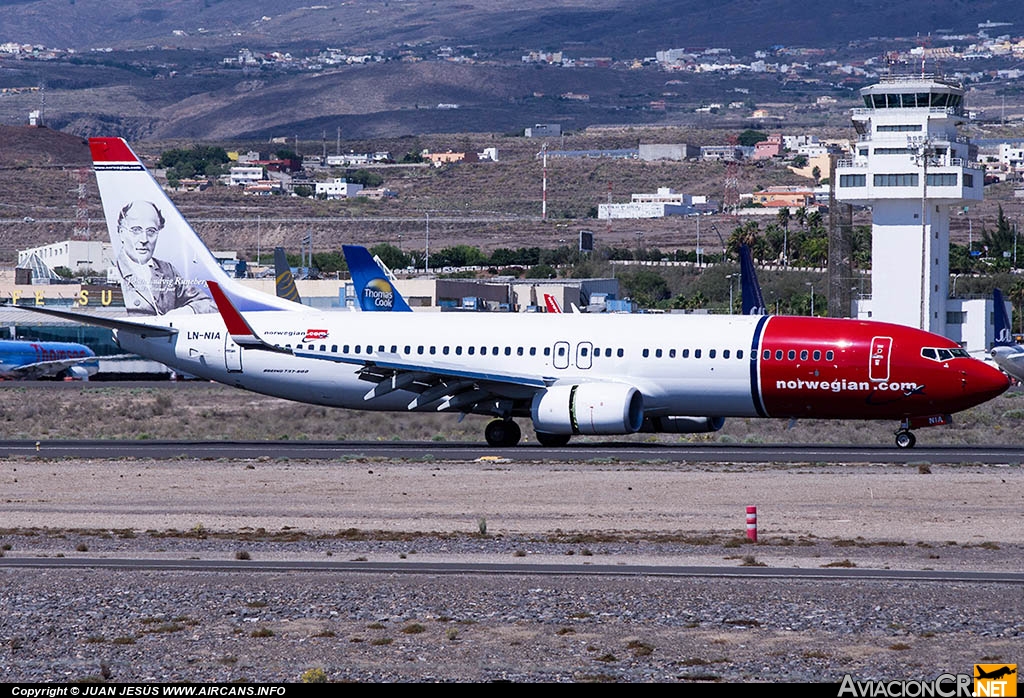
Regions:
[[535, 431, 571, 447], [485, 419, 521, 447], [895, 430, 916, 449]]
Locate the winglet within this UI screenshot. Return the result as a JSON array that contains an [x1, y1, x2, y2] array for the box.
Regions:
[[207, 281, 290, 353]]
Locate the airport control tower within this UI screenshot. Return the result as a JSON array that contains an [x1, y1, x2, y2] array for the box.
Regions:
[[835, 75, 984, 341]]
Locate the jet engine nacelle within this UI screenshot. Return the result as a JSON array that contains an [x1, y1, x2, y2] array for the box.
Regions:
[[531, 383, 644, 435], [64, 365, 92, 381], [640, 415, 725, 434]]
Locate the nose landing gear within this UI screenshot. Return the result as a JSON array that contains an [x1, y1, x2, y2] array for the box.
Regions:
[[894, 414, 952, 448], [894, 429, 916, 449]]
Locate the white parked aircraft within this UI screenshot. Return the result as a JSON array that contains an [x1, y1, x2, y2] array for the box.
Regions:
[[23, 138, 1011, 448]]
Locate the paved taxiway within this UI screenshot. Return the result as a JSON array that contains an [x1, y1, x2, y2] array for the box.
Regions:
[[3, 438, 1024, 463]]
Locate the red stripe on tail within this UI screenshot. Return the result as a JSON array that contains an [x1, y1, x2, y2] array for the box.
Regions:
[[89, 137, 139, 163]]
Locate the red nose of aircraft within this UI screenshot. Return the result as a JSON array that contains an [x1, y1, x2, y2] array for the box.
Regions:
[[967, 358, 1012, 407]]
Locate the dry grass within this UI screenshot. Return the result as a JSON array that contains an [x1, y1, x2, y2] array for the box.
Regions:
[[2, 380, 1023, 447]]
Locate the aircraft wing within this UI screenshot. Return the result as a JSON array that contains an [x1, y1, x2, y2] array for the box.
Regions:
[[11, 305, 178, 337], [2, 356, 97, 381], [293, 348, 552, 412]]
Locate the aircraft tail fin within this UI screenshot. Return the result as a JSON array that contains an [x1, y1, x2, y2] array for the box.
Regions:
[[274, 247, 302, 304], [89, 137, 299, 315], [739, 244, 767, 315], [342, 245, 412, 312], [993, 288, 1014, 346], [543, 293, 563, 314]]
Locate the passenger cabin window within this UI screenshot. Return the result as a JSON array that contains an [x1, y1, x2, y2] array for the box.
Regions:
[[655, 349, 662, 358], [826, 350, 834, 361], [694, 349, 702, 359], [775, 350, 783, 360], [682, 349, 690, 358], [737, 350, 743, 359], [800, 350, 808, 361], [617, 349, 624, 358], [723, 349, 730, 359], [787, 350, 795, 360], [643, 349, 650, 358], [709, 349, 716, 359]]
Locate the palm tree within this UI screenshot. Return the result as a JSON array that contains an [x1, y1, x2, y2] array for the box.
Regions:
[[1008, 280, 1024, 334], [776, 208, 791, 265]]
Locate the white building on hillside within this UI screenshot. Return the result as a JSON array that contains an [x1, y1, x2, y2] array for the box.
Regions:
[[315, 179, 364, 199], [229, 166, 264, 187]]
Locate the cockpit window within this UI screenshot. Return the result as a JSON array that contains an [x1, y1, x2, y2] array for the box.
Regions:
[[922, 347, 970, 362]]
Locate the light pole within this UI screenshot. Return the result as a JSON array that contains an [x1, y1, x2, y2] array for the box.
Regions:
[[727, 274, 736, 314], [695, 215, 701, 267], [806, 281, 814, 316]]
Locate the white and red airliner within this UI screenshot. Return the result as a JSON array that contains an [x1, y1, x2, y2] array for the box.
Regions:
[[26, 138, 1010, 448]]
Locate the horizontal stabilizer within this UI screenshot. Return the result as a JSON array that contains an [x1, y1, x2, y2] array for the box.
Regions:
[[12, 304, 177, 337]]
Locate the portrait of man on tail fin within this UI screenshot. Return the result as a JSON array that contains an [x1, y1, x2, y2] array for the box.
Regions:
[[112, 200, 217, 316]]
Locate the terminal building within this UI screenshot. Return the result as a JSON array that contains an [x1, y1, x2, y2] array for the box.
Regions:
[[834, 75, 993, 353]]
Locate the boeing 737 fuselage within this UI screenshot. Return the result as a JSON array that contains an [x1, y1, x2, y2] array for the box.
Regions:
[[21, 137, 1010, 449]]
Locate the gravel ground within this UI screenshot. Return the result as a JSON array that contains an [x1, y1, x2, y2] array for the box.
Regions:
[[1, 457, 1022, 683]]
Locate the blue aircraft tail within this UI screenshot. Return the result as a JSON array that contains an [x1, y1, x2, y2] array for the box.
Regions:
[[343, 245, 412, 312], [994, 288, 1014, 346], [739, 244, 767, 315]]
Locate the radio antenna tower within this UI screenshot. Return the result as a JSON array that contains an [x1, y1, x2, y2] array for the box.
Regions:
[[71, 167, 90, 240]]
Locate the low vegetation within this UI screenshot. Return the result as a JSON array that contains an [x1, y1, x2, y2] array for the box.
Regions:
[[3, 382, 1023, 446]]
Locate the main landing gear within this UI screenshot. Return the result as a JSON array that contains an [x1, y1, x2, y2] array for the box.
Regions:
[[483, 419, 573, 447], [484, 418, 521, 447]]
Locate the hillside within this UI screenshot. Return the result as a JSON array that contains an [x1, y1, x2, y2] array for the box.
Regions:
[[1, 0, 1020, 55], [0, 1, 1021, 141]]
